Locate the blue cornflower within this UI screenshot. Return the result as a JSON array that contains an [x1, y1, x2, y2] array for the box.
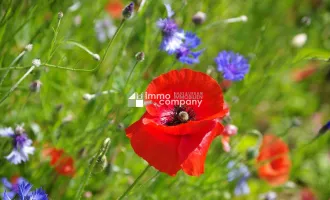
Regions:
[[176, 32, 204, 64], [0, 125, 35, 164], [227, 161, 250, 196], [1, 177, 26, 199], [157, 4, 185, 54], [215, 51, 250, 81], [2, 178, 48, 200]]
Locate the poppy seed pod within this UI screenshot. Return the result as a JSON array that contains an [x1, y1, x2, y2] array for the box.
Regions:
[[246, 147, 258, 160]]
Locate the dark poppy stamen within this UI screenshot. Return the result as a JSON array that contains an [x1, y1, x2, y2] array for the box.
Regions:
[[161, 105, 196, 126]]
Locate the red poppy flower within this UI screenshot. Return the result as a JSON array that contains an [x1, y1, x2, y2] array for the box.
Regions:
[[105, 0, 124, 19], [126, 69, 229, 176], [301, 187, 317, 200], [54, 156, 76, 177], [256, 134, 291, 186], [43, 147, 76, 177], [292, 64, 318, 82]]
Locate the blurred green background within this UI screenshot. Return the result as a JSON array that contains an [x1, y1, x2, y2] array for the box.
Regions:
[[0, 0, 330, 199]]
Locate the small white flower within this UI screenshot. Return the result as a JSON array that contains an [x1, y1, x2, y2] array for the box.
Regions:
[[32, 59, 41, 67], [24, 44, 33, 52], [292, 33, 307, 48], [83, 93, 95, 101]]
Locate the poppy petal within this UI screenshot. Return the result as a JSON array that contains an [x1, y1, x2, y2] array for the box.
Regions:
[[146, 69, 228, 121], [179, 123, 224, 176], [129, 122, 182, 176]]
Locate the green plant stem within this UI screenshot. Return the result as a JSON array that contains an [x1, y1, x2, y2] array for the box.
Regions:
[[96, 19, 125, 72], [74, 138, 111, 200], [47, 17, 62, 62], [0, 65, 35, 105], [117, 165, 151, 200], [0, 66, 33, 71], [0, 50, 26, 86], [124, 61, 139, 91], [42, 20, 126, 72]]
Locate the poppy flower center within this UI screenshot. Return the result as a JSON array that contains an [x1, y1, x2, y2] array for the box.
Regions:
[[178, 111, 189, 122], [161, 105, 196, 126]]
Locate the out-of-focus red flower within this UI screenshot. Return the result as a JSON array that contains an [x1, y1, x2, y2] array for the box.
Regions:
[[43, 147, 76, 177], [126, 69, 229, 176], [105, 0, 124, 19], [220, 80, 232, 91], [301, 187, 316, 200], [54, 156, 75, 177], [220, 124, 238, 152], [43, 147, 64, 165], [256, 134, 291, 186], [292, 65, 318, 82]]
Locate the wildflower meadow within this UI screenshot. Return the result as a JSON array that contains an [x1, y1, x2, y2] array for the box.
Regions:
[[1, 0, 330, 199]]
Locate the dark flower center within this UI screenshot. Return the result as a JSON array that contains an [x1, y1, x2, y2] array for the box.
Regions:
[[162, 19, 178, 35], [161, 105, 196, 126], [13, 134, 28, 149], [176, 46, 190, 59]]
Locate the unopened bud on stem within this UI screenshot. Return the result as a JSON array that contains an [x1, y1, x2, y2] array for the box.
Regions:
[[122, 2, 134, 19]]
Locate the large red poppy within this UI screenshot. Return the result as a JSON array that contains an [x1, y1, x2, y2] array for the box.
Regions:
[[256, 134, 291, 186], [43, 147, 76, 177], [126, 69, 229, 176]]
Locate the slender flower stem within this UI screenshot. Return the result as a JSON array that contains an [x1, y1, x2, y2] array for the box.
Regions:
[[47, 16, 62, 62], [0, 65, 36, 105], [43, 20, 126, 72], [0, 66, 33, 71], [199, 15, 248, 32], [0, 51, 26, 86], [124, 61, 139, 91], [117, 165, 151, 200], [75, 138, 111, 200], [94, 19, 126, 72]]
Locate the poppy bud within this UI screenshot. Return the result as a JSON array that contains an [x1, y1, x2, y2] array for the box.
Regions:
[[58, 12, 64, 20], [246, 147, 258, 160], [192, 11, 206, 25], [90, 155, 108, 173], [29, 80, 42, 92], [122, 2, 134, 19], [135, 52, 145, 62], [224, 124, 238, 136]]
